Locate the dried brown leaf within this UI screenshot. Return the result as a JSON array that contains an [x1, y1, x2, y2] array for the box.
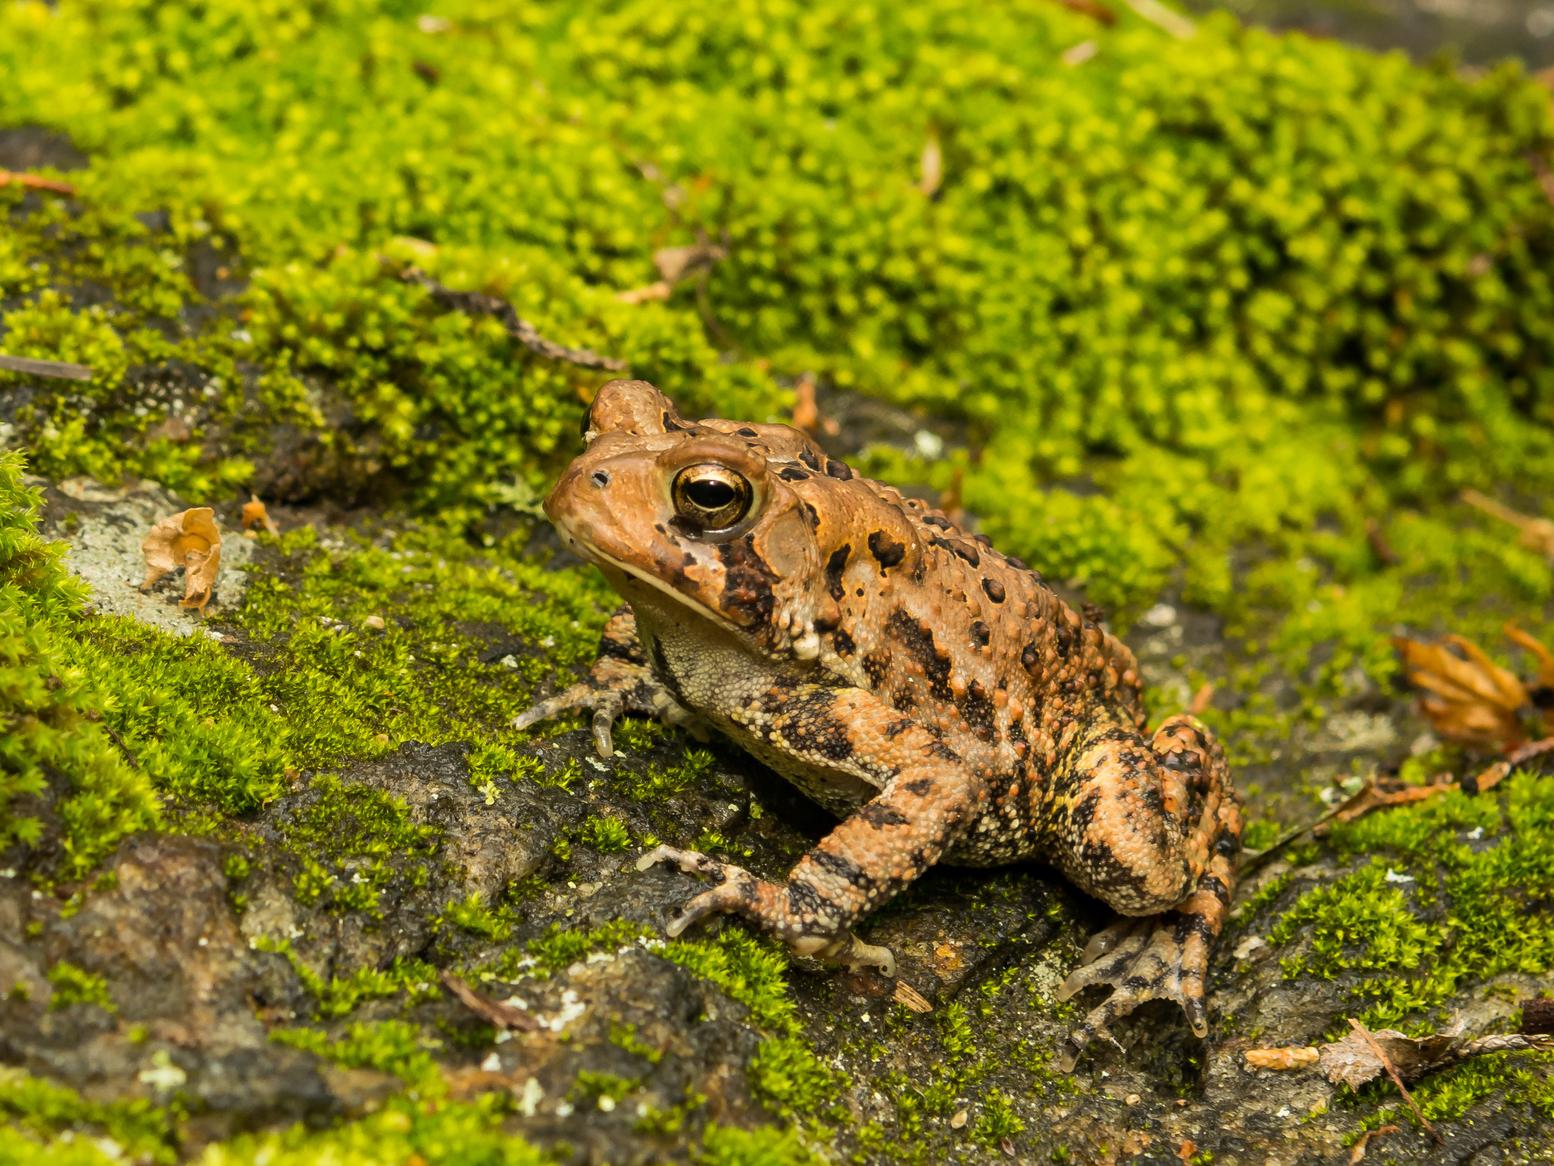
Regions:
[[1244, 1045, 1320, 1071], [652, 241, 725, 284], [140, 507, 222, 615], [1327, 1020, 1441, 1141], [1393, 633, 1528, 751], [892, 980, 933, 1013], [240, 497, 279, 535]]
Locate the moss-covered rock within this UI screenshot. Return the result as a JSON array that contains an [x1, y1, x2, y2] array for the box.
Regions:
[[3, 0, 1553, 1162]]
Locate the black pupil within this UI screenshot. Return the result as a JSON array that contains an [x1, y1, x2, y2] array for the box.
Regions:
[[686, 478, 736, 510]]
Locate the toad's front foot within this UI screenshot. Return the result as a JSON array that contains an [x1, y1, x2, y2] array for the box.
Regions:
[[636, 845, 896, 976], [1054, 912, 1212, 1072]]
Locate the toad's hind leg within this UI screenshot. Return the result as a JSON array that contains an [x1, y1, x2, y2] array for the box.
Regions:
[[1047, 715, 1242, 1070]]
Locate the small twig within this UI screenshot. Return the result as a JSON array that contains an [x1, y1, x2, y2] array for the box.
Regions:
[[1465, 735, 1554, 794], [0, 169, 76, 195], [399, 269, 626, 372], [1458, 1032, 1554, 1057], [1123, 0, 1195, 38], [1349, 1124, 1400, 1164], [1462, 488, 1554, 558], [439, 970, 537, 1032], [1347, 1018, 1440, 1144], [0, 354, 94, 380]]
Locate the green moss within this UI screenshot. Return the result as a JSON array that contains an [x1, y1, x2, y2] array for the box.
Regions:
[[193, 1096, 554, 1166], [969, 1088, 1025, 1148], [253, 937, 439, 1020], [748, 1037, 845, 1122], [0, 452, 161, 877], [567, 1070, 640, 1108], [0, 1066, 177, 1165], [499, 920, 647, 979], [441, 892, 514, 942], [1270, 772, 1554, 1029], [576, 813, 633, 855], [45, 960, 114, 1013], [697, 1123, 826, 1166], [270, 1019, 440, 1086], [662, 932, 799, 1035]]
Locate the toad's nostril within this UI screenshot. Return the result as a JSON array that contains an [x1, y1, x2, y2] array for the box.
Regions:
[[591, 470, 610, 487]]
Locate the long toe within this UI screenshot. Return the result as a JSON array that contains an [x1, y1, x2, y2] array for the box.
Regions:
[[1057, 914, 1211, 1069]]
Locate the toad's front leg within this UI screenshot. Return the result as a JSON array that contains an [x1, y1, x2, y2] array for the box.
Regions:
[[515, 606, 694, 757], [638, 681, 986, 975]]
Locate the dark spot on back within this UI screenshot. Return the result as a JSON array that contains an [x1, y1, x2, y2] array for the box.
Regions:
[[832, 628, 856, 657], [735, 426, 758, 437], [1021, 643, 1040, 672], [799, 448, 821, 471], [922, 514, 951, 530], [867, 530, 907, 571], [860, 802, 911, 828], [982, 577, 1006, 604], [825, 459, 853, 481], [825, 544, 851, 600], [970, 620, 990, 647], [887, 609, 952, 700], [959, 679, 997, 742], [779, 466, 810, 482]]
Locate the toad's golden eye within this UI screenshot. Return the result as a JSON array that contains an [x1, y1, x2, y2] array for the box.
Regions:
[[671, 464, 753, 531]]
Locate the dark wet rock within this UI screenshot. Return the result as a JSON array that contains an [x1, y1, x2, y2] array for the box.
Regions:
[[0, 836, 393, 1139], [0, 126, 87, 172]]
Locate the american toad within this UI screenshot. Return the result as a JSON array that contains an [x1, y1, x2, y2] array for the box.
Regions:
[[518, 380, 1242, 1067]]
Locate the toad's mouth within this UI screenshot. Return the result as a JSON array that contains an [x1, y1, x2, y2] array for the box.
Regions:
[[553, 522, 749, 638]]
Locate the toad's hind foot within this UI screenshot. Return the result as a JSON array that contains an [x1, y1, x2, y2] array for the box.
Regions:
[[1055, 910, 1213, 1072]]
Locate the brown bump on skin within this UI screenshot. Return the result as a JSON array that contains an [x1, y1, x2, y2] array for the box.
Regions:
[[981, 576, 1006, 604], [825, 459, 854, 481], [1021, 643, 1039, 672], [951, 541, 981, 567], [867, 530, 907, 571]]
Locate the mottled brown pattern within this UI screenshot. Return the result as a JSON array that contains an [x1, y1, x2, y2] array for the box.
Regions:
[[518, 380, 1243, 1067]]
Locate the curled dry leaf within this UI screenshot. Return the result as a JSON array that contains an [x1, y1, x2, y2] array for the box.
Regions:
[[1319, 1024, 1460, 1091], [1393, 633, 1528, 752], [140, 507, 222, 615], [240, 496, 280, 535], [891, 980, 933, 1014]]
